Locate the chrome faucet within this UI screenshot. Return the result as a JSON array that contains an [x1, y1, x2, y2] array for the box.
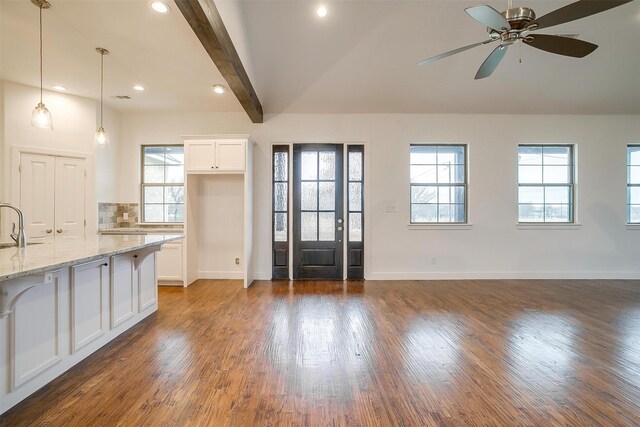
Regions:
[[0, 203, 27, 247]]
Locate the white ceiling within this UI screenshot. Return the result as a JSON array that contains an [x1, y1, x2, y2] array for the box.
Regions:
[[237, 0, 640, 114], [1, 0, 639, 115], [0, 0, 244, 112]]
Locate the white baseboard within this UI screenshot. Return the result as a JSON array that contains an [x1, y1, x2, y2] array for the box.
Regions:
[[366, 271, 640, 280], [231, 272, 640, 282], [198, 271, 244, 280]]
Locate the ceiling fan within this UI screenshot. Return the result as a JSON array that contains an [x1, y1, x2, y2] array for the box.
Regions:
[[417, 0, 634, 79]]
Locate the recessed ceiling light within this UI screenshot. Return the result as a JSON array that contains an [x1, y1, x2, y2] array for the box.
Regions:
[[133, 85, 145, 91], [316, 6, 327, 17], [213, 84, 225, 94], [149, 1, 170, 14], [52, 85, 66, 91]]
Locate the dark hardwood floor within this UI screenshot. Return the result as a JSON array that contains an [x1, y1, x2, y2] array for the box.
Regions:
[[3, 279, 640, 426]]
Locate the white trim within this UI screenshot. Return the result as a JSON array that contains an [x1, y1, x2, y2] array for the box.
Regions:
[[626, 224, 640, 230], [9, 145, 96, 239], [368, 271, 640, 280], [198, 271, 244, 280], [408, 223, 473, 230], [516, 223, 582, 230]]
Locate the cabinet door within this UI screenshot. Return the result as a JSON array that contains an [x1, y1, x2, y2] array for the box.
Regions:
[[157, 242, 183, 282], [216, 140, 246, 171], [71, 258, 108, 352], [138, 253, 157, 311], [54, 157, 86, 240], [20, 153, 55, 242], [110, 254, 136, 328], [185, 141, 216, 172]]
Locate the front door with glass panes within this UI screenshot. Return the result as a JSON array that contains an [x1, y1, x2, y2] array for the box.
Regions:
[[293, 144, 344, 279], [272, 144, 364, 280]]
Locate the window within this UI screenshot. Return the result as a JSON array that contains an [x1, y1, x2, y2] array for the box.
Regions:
[[518, 145, 574, 223], [410, 144, 467, 223], [141, 145, 184, 223], [272, 145, 289, 279], [628, 145, 640, 224]]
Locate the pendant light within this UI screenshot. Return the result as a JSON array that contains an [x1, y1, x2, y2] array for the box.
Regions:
[[30, 0, 53, 130], [95, 47, 110, 148]]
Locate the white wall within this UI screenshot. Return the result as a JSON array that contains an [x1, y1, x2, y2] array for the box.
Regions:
[[120, 111, 640, 279], [0, 80, 121, 237]]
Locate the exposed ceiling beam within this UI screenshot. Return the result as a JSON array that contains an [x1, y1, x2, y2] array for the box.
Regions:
[[175, 0, 263, 123]]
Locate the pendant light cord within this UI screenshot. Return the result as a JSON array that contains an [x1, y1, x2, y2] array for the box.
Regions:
[[39, 5, 43, 104], [100, 52, 104, 127]]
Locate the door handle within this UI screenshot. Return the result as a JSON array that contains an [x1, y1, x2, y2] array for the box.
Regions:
[[337, 226, 343, 231], [337, 219, 343, 224], [56, 229, 63, 233], [46, 229, 53, 234]]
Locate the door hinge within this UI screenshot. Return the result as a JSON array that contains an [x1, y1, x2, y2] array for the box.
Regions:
[[18, 164, 22, 173], [84, 219, 87, 226], [84, 169, 87, 178]]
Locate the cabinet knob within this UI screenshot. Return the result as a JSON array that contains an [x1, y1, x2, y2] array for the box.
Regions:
[[46, 229, 53, 234], [56, 229, 63, 233], [211, 166, 214, 169], [103, 263, 108, 267]]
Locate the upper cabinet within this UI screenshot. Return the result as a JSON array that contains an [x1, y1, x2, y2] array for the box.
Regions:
[[184, 138, 246, 173]]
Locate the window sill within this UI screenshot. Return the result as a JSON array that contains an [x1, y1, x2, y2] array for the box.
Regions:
[[408, 223, 473, 230], [626, 224, 640, 231], [517, 223, 581, 230]]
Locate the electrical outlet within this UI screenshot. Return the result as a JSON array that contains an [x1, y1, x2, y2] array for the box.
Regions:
[[235, 258, 240, 265], [123, 212, 129, 220]]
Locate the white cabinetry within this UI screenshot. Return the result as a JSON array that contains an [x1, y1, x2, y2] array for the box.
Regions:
[[0, 247, 161, 415], [71, 259, 109, 352], [184, 139, 245, 173], [183, 135, 255, 288], [110, 254, 136, 328], [157, 242, 183, 283]]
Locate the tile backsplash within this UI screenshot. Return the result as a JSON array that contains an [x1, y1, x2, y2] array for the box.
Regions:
[[99, 203, 139, 229]]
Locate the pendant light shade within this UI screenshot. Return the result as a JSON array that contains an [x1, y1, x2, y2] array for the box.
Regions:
[[95, 47, 110, 149], [32, 102, 53, 129], [31, 0, 53, 130]]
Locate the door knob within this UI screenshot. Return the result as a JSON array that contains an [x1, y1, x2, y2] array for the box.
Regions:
[[56, 229, 63, 233], [337, 219, 343, 224], [46, 229, 53, 234], [337, 226, 343, 231]]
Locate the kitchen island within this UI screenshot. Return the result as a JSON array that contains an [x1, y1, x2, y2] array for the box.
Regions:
[[0, 234, 183, 414]]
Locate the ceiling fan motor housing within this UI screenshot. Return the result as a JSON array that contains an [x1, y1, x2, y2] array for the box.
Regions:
[[503, 7, 536, 30], [488, 7, 537, 43]]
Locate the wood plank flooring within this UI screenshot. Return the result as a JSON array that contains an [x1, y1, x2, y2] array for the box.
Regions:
[[2, 279, 640, 426]]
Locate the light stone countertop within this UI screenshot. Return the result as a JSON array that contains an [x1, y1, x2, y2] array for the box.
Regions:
[[0, 234, 183, 282], [99, 227, 184, 235]]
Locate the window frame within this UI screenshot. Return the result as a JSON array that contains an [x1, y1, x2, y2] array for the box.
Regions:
[[409, 143, 469, 224], [628, 144, 640, 225], [140, 144, 185, 224], [517, 143, 575, 224]]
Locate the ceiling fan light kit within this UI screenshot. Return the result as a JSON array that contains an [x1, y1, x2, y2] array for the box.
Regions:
[[418, 0, 633, 79]]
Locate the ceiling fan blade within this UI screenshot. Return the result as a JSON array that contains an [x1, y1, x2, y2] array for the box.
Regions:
[[524, 34, 598, 58], [475, 44, 508, 79], [417, 39, 496, 66], [530, 0, 633, 30], [465, 5, 511, 31]]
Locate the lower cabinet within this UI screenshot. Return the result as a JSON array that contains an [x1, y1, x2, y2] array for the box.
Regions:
[[0, 248, 160, 415], [111, 254, 136, 328], [71, 259, 109, 352], [157, 242, 183, 284]]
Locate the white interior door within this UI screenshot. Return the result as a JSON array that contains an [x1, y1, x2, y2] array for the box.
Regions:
[[54, 157, 86, 240], [20, 153, 55, 242]]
